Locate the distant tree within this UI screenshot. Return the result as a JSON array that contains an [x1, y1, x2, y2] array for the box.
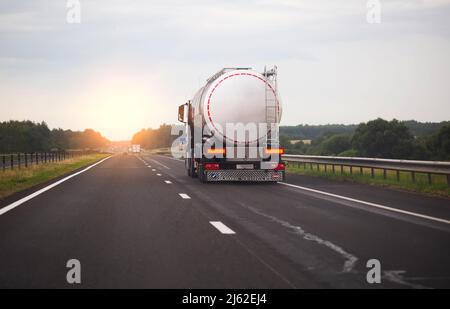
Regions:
[[352, 118, 414, 159], [131, 124, 178, 150], [320, 134, 352, 156], [338, 149, 359, 157], [280, 120, 449, 141], [0, 120, 52, 152], [403, 120, 450, 137], [0, 120, 109, 152], [280, 124, 357, 140], [426, 124, 450, 160]]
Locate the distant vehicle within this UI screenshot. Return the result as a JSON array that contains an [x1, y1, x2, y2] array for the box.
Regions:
[[178, 67, 285, 183], [131, 144, 141, 153]]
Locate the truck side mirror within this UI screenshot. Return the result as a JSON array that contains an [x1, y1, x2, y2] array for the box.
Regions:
[[178, 104, 186, 123]]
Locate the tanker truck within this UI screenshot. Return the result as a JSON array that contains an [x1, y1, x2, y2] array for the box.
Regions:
[[177, 67, 285, 183]]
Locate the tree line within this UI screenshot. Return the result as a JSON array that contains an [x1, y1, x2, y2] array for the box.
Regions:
[[131, 124, 178, 150], [0, 120, 109, 153], [280, 120, 449, 140], [281, 118, 450, 161], [132, 119, 449, 161]]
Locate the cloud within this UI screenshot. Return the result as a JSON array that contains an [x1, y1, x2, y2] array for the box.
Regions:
[[0, 0, 449, 139]]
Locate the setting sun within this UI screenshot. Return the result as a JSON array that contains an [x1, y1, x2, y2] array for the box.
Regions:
[[76, 69, 168, 140]]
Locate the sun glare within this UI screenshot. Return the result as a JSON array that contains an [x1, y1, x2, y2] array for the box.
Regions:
[[79, 71, 163, 141]]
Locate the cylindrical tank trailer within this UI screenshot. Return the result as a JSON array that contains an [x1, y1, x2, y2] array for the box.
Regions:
[[178, 67, 285, 182]]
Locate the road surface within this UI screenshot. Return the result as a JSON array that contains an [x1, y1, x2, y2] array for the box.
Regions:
[[0, 154, 449, 288]]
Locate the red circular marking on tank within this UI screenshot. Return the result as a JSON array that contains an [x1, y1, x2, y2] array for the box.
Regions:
[[207, 72, 280, 144]]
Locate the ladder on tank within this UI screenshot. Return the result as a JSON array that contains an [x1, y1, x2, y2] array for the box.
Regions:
[[263, 66, 279, 147]]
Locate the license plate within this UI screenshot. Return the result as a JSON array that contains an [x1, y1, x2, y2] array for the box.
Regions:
[[236, 164, 254, 169]]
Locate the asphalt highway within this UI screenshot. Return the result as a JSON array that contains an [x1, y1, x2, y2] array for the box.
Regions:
[[0, 154, 449, 288]]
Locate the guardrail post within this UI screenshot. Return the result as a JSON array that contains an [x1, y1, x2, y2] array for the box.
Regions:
[[340, 165, 343, 174], [396, 170, 400, 182], [25, 153, 28, 168], [371, 168, 374, 178], [332, 164, 335, 174], [316, 163, 319, 171], [350, 166, 353, 175], [411, 171, 416, 183], [2, 155, 5, 171], [427, 173, 432, 185], [10, 154, 13, 170], [18, 153, 21, 169], [324, 164, 327, 173], [383, 169, 387, 180], [360, 167, 363, 175], [36, 153, 39, 165], [447, 174, 450, 186]]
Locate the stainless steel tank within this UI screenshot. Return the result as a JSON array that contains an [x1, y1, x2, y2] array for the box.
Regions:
[[191, 68, 282, 144]]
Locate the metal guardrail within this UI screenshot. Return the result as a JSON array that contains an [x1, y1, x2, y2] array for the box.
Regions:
[[282, 154, 450, 185], [0, 150, 96, 171]]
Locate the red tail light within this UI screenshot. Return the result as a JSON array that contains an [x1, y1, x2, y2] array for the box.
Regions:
[[274, 163, 285, 171], [204, 163, 220, 170]]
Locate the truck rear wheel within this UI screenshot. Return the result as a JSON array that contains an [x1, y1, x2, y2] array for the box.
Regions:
[[187, 157, 197, 178]]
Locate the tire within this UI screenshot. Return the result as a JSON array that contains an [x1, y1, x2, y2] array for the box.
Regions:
[[190, 158, 197, 178], [186, 149, 197, 178]]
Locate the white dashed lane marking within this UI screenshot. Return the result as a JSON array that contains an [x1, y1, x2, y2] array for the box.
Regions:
[[165, 180, 172, 184], [148, 158, 171, 169], [210, 221, 236, 235], [179, 193, 191, 199]]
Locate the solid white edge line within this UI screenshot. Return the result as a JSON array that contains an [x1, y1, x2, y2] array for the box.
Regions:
[[210, 221, 236, 234], [0, 156, 113, 216], [279, 182, 450, 225], [179, 193, 191, 199]]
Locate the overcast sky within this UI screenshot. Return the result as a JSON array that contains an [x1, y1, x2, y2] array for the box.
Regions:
[[1, 0, 449, 140]]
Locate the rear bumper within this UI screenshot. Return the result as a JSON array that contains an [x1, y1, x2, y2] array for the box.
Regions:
[[205, 169, 284, 182]]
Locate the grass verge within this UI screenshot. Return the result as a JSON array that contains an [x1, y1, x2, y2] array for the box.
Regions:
[[287, 163, 450, 198], [0, 153, 109, 200]]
